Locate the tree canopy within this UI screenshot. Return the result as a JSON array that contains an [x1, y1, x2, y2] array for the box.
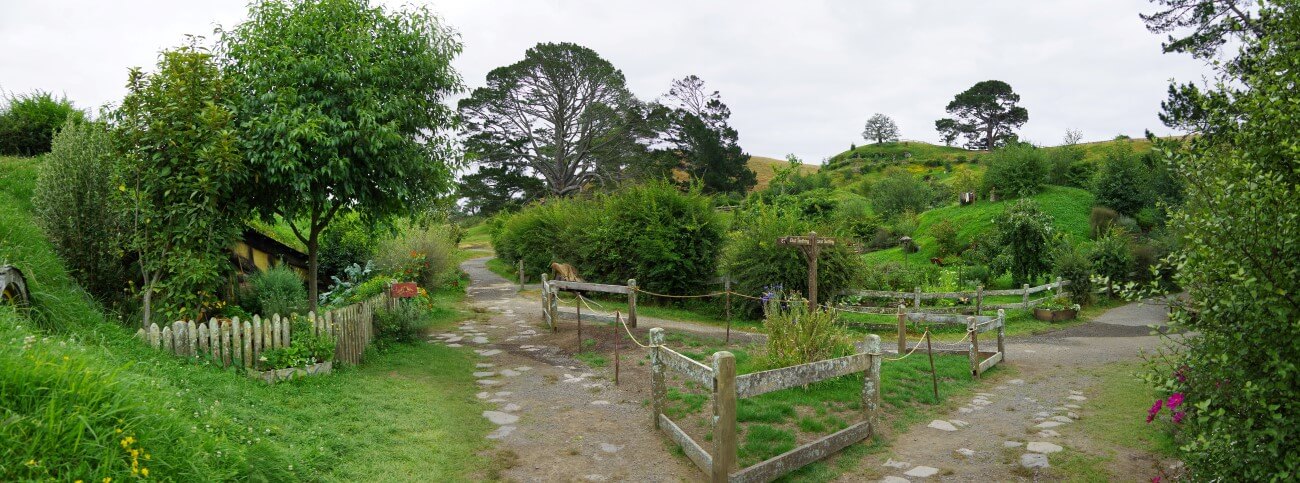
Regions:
[[862, 113, 899, 144], [657, 75, 755, 195], [221, 0, 463, 309], [935, 80, 1028, 150]]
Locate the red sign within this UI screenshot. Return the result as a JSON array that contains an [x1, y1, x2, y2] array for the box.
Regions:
[[391, 282, 419, 299]]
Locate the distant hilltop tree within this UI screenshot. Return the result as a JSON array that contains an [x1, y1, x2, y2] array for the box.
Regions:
[[862, 113, 899, 144], [935, 80, 1028, 150]]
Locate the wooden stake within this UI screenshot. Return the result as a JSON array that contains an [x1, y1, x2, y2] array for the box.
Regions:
[[724, 277, 732, 344], [650, 328, 666, 429], [897, 304, 906, 354], [614, 311, 621, 386], [712, 351, 737, 482], [926, 330, 938, 401], [576, 294, 582, 353]]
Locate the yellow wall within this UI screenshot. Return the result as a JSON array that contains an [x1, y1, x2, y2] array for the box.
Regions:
[[231, 242, 305, 278]]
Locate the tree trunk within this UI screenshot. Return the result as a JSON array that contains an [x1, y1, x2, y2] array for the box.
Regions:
[[308, 231, 320, 313], [142, 284, 152, 329]]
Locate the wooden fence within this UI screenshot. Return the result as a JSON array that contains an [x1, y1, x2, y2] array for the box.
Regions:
[[135, 293, 391, 369], [650, 327, 883, 483], [887, 308, 1007, 379], [541, 275, 639, 329], [842, 277, 1070, 314]]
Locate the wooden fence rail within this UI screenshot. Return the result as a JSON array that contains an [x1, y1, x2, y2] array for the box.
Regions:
[[650, 327, 883, 483], [136, 293, 390, 369], [842, 277, 1070, 314]]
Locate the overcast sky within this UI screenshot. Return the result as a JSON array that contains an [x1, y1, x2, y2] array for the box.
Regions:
[[0, 0, 1209, 162]]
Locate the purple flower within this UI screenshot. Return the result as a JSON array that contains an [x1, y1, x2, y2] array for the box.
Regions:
[[1146, 398, 1163, 423], [1174, 366, 1188, 383], [1172, 411, 1186, 424], [1165, 393, 1184, 410]]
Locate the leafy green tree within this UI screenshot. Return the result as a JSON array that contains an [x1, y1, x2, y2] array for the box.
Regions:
[[455, 164, 545, 216], [1051, 241, 1093, 306], [992, 199, 1053, 285], [870, 169, 932, 219], [113, 43, 245, 326], [0, 90, 86, 156], [981, 143, 1045, 198], [1140, 2, 1299, 478], [935, 80, 1028, 150], [658, 75, 756, 195], [1092, 145, 1151, 215], [221, 0, 463, 309], [32, 120, 132, 307], [931, 219, 962, 258], [459, 42, 645, 197], [1090, 227, 1132, 296], [862, 113, 899, 144]]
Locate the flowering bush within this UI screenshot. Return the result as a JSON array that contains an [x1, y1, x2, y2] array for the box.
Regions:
[[761, 292, 852, 369]]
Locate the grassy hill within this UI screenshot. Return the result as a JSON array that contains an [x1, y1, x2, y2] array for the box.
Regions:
[[747, 155, 819, 191]]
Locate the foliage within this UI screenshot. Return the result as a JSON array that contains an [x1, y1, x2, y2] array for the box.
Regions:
[[455, 164, 545, 216], [992, 199, 1054, 286], [1052, 241, 1094, 306], [1093, 145, 1151, 215], [318, 213, 381, 287], [31, 121, 132, 307], [931, 219, 962, 257], [221, 0, 463, 309], [490, 197, 591, 278], [981, 143, 1045, 198], [722, 204, 863, 317], [859, 261, 939, 291], [761, 293, 852, 369], [934, 80, 1028, 150], [861, 113, 899, 144], [458, 42, 647, 197], [658, 75, 756, 195], [244, 265, 307, 317], [1090, 227, 1132, 296], [0, 90, 86, 156], [258, 316, 335, 370], [869, 168, 933, 219], [112, 41, 245, 326], [320, 261, 374, 307], [374, 223, 458, 289], [372, 300, 433, 351], [1046, 143, 1087, 186], [1089, 206, 1119, 238]]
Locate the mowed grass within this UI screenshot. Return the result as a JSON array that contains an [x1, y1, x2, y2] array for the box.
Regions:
[[748, 155, 819, 192], [0, 155, 493, 481]]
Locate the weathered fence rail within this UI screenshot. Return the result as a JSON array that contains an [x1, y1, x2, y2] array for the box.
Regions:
[[842, 277, 1070, 313], [650, 327, 883, 483], [136, 293, 390, 368], [541, 275, 639, 331]]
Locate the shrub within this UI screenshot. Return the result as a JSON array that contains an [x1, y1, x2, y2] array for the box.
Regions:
[[993, 199, 1054, 286], [491, 197, 590, 279], [831, 196, 880, 242], [371, 300, 431, 351], [961, 264, 993, 287], [1090, 227, 1132, 296], [1052, 243, 1093, 306], [723, 205, 863, 317], [861, 261, 939, 291], [981, 143, 1045, 198], [318, 213, 380, 286], [31, 120, 132, 307], [374, 223, 457, 289], [761, 293, 852, 369], [258, 316, 334, 369], [1046, 145, 1085, 186], [1093, 146, 1151, 216], [870, 169, 932, 218], [1090, 206, 1119, 238], [245, 265, 307, 317], [931, 219, 962, 257], [0, 90, 87, 156]]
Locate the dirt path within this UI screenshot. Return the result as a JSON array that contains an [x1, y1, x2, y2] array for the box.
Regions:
[[849, 302, 1172, 482]]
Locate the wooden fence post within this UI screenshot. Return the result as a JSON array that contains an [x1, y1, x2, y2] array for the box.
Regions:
[[1022, 283, 1031, 307], [649, 327, 665, 429], [996, 309, 1006, 361], [967, 316, 979, 379], [1053, 276, 1062, 299], [724, 277, 732, 344], [976, 285, 984, 315], [896, 304, 906, 354], [627, 279, 638, 329], [862, 334, 882, 430], [712, 351, 737, 483], [576, 294, 582, 352], [614, 312, 621, 386], [913, 286, 921, 309]]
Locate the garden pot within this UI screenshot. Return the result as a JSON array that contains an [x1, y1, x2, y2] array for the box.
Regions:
[[252, 360, 332, 384], [1033, 308, 1077, 322]]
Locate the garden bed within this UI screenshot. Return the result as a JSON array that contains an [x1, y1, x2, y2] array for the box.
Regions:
[[251, 360, 333, 384]]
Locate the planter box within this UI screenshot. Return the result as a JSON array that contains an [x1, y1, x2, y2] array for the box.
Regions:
[[1034, 308, 1078, 322], [252, 360, 332, 384]]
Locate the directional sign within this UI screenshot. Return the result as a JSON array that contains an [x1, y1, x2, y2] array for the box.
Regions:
[[776, 232, 841, 308]]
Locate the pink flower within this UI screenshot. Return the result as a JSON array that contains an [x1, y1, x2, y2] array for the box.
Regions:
[[1174, 366, 1188, 383], [1166, 393, 1184, 410], [1173, 411, 1186, 424], [1147, 398, 1163, 423], [1152, 477, 1162, 483]]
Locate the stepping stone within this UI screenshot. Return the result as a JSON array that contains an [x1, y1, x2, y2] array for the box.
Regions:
[[1064, 404, 1082, 409], [1024, 349, 1037, 353], [476, 392, 490, 399], [488, 398, 507, 403], [502, 403, 521, 412], [927, 420, 958, 432], [881, 477, 911, 483], [486, 425, 515, 440], [590, 400, 611, 406], [446, 343, 463, 347], [1034, 421, 1063, 429], [446, 336, 463, 342], [955, 448, 975, 458], [500, 369, 521, 377], [949, 419, 970, 428], [1004, 441, 1024, 448], [1050, 416, 1073, 423], [1067, 395, 1087, 401], [472, 336, 489, 344], [483, 410, 519, 425], [1034, 411, 1051, 418], [1069, 390, 1083, 395], [476, 363, 496, 368], [975, 392, 994, 397], [599, 443, 623, 453], [882, 458, 910, 469], [477, 379, 501, 386], [904, 466, 939, 478], [1037, 430, 1061, 438], [582, 475, 608, 482], [1020, 453, 1050, 469], [971, 399, 992, 406], [958, 407, 973, 413], [1027, 441, 1063, 454], [473, 371, 496, 378], [514, 366, 533, 371], [495, 391, 513, 396], [1008, 379, 1025, 385], [1067, 412, 1080, 419], [476, 349, 502, 356]]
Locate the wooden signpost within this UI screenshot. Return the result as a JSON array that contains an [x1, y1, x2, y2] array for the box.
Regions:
[[777, 231, 839, 308]]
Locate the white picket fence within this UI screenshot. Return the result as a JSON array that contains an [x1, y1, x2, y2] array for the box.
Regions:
[[135, 293, 391, 369]]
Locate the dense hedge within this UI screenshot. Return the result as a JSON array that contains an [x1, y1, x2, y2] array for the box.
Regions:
[[492, 182, 724, 295]]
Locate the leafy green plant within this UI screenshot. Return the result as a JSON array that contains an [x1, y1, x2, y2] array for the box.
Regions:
[[374, 223, 457, 289], [761, 293, 852, 369], [372, 300, 432, 351], [1090, 227, 1132, 297], [258, 316, 335, 370], [992, 199, 1055, 286], [981, 143, 1045, 198], [245, 265, 308, 317], [0, 90, 86, 156], [931, 219, 962, 257], [1052, 242, 1094, 306]]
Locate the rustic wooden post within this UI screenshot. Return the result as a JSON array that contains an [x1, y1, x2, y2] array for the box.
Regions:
[[967, 316, 979, 379], [976, 285, 984, 315], [576, 294, 582, 352], [925, 331, 938, 401], [550, 280, 560, 333], [518, 259, 525, 291], [614, 312, 621, 386], [913, 286, 921, 309], [230, 318, 242, 367], [649, 327, 666, 429], [996, 309, 1006, 361], [712, 351, 737, 483], [627, 279, 638, 329], [1053, 276, 1062, 299], [1022, 283, 1031, 307], [724, 277, 732, 344], [807, 232, 820, 308], [162, 326, 174, 355], [896, 304, 906, 354], [862, 334, 882, 429], [242, 320, 253, 369]]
